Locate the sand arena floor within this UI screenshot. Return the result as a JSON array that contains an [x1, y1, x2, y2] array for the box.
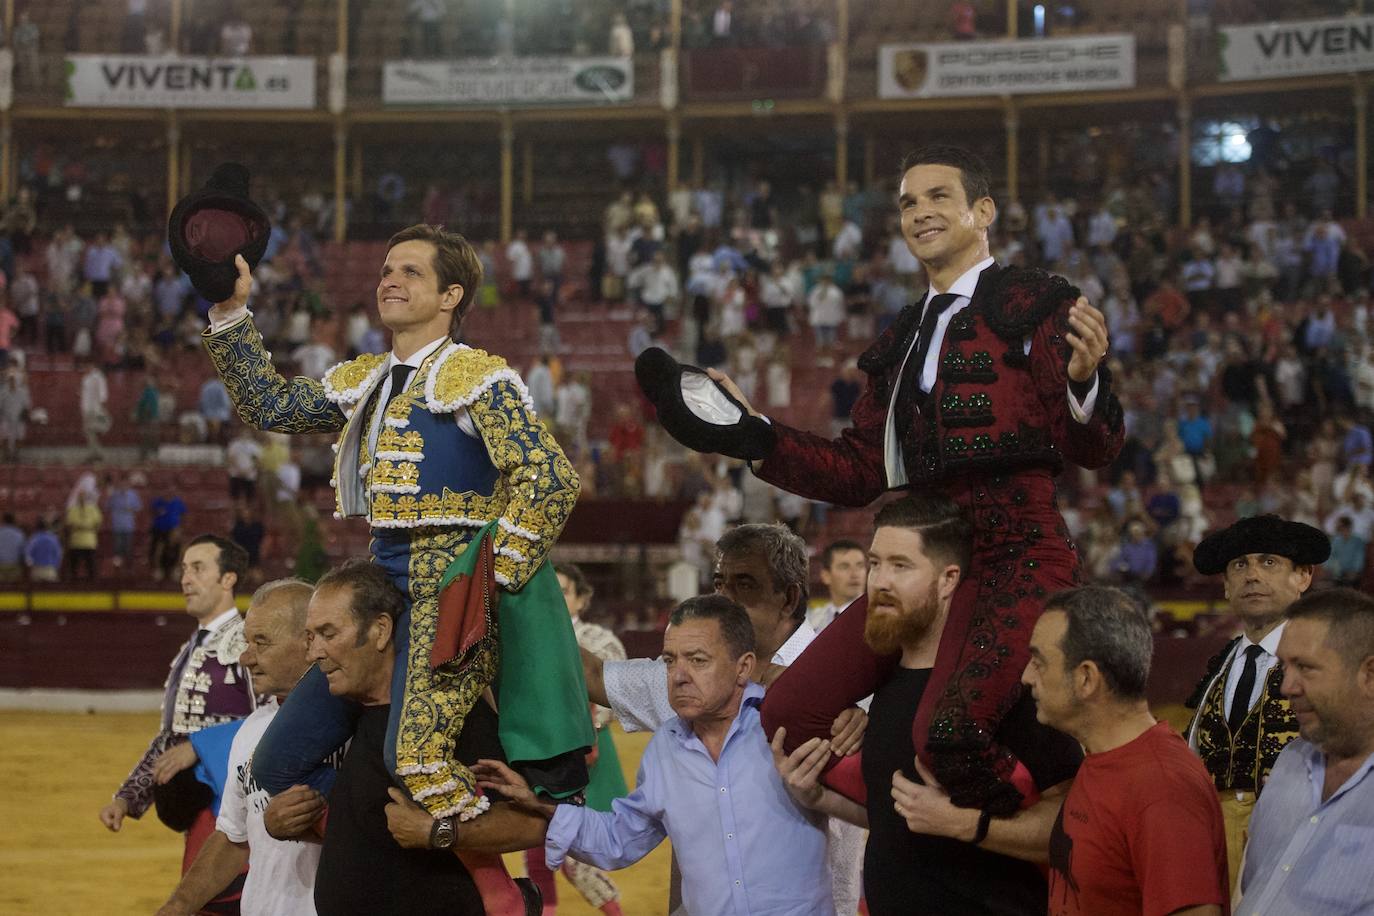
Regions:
[[0, 711, 670, 916]]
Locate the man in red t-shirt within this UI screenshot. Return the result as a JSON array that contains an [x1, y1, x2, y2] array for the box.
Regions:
[[1023, 586, 1229, 916]]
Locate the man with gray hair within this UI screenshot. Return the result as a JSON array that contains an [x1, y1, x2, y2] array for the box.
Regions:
[[1237, 587, 1374, 914], [1023, 586, 1228, 916], [155, 579, 321, 916]]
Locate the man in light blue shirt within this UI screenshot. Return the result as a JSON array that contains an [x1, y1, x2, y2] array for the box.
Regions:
[[1237, 587, 1374, 915], [483, 594, 835, 916]]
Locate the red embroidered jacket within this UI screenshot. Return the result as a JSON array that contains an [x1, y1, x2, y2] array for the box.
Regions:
[[757, 264, 1124, 504]]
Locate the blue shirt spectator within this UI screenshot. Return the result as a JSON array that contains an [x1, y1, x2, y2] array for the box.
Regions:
[[152, 495, 187, 534], [199, 378, 232, 424], [25, 527, 61, 570], [0, 516, 24, 571], [1341, 420, 1373, 467], [545, 680, 835, 916], [1113, 522, 1157, 583], [106, 487, 142, 535], [1178, 411, 1213, 457], [1326, 523, 1367, 586], [82, 238, 122, 283]]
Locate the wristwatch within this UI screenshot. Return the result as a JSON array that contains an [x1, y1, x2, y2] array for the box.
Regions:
[[430, 815, 457, 849]]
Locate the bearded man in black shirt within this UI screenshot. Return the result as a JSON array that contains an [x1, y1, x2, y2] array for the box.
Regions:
[[772, 494, 1083, 915]]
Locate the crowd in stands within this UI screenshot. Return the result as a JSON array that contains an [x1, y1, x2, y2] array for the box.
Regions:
[[1, 133, 1372, 612]]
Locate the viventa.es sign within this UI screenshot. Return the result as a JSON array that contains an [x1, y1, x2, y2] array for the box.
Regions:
[[1218, 15, 1374, 81], [65, 55, 316, 108]]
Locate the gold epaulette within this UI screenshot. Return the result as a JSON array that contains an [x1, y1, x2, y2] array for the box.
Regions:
[[424, 344, 534, 414], [322, 352, 389, 407]]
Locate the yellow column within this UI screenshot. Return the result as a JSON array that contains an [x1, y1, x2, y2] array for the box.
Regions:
[[1006, 0, 1017, 37], [1005, 98, 1019, 203], [666, 113, 681, 190], [337, 0, 348, 55], [334, 119, 347, 242], [0, 112, 11, 201], [835, 112, 848, 187], [670, 0, 682, 51], [521, 139, 533, 205], [350, 141, 363, 198], [166, 113, 180, 218], [691, 133, 703, 188], [4, 0, 13, 42], [500, 113, 513, 243], [1178, 95, 1192, 228], [1356, 79, 1368, 220], [170, 0, 182, 50]]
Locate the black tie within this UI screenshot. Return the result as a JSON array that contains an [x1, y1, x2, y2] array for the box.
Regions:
[[1227, 644, 1265, 734], [388, 364, 412, 405], [895, 293, 960, 441]]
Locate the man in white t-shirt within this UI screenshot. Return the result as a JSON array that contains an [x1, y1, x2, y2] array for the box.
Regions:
[[156, 578, 321, 916]]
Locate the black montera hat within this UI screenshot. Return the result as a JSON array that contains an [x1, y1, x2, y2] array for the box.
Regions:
[[634, 347, 776, 462], [167, 162, 270, 303], [1193, 514, 1331, 576], [152, 766, 214, 833]]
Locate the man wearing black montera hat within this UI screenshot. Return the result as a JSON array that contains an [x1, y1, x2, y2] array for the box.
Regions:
[[170, 165, 590, 913], [1185, 513, 1331, 887]]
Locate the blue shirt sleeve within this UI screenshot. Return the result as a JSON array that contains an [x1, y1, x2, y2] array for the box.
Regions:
[[545, 745, 666, 872], [189, 720, 244, 816]]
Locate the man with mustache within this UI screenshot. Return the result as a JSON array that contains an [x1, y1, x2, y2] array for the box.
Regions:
[[1184, 514, 1330, 887], [774, 494, 1083, 915]]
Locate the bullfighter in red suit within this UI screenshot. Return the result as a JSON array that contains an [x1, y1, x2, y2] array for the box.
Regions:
[[638, 145, 1123, 816]]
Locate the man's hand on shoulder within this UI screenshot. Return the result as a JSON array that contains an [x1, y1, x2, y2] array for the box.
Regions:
[[263, 784, 326, 840]]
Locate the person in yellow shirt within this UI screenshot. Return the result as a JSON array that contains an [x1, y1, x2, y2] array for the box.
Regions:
[[65, 490, 102, 581]]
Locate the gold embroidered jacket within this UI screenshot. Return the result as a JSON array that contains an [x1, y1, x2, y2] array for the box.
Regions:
[[203, 315, 578, 588]]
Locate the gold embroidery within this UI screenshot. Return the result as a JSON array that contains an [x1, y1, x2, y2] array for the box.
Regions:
[[430, 347, 515, 409], [377, 427, 426, 455], [202, 318, 346, 435], [322, 352, 388, 405], [372, 460, 420, 490], [394, 530, 498, 818]]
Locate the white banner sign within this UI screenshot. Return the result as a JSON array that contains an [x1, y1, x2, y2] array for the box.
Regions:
[[65, 55, 316, 108], [1219, 15, 1374, 81], [879, 35, 1135, 98], [383, 57, 632, 106]]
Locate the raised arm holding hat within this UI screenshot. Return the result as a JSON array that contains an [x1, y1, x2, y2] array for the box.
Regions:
[[176, 167, 591, 913], [1184, 513, 1331, 888], [639, 146, 1124, 817]]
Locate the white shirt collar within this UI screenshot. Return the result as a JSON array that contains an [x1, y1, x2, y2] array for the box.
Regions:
[[387, 335, 450, 371], [927, 256, 996, 302], [204, 606, 240, 634], [1240, 619, 1287, 657], [771, 621, 819, 667]]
